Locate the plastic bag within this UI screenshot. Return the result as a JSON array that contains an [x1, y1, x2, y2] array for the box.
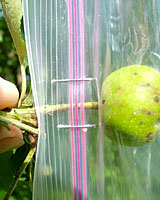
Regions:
[[22, 0, 103, 199], [102, 1, 160, 199], [22, 0, 160, 199]]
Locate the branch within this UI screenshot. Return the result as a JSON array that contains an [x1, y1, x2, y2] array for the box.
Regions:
[[0, 113, 38, 135], [14, 102, 98, 115], [0, 102, 98, 135]]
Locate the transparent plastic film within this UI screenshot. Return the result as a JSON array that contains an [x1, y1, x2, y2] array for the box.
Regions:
[[22, 0, 103, 200], [100, 1, 160, 200], [22, 0, 160, 199]]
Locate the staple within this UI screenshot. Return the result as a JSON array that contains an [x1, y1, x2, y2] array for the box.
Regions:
[[51, 77, 96, 83], [57, 124, 96, 129]]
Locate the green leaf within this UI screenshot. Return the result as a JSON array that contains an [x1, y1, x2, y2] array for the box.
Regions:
[[0, 30, 3, 42], [0, 121, 10, 131], [22, 56, 28, 67], [11, 143, 30, 175], [0, 189, 6, 199], [23, 135, 31, 145], [12, 180, 32, 200], [21, 86, 33, 108], [0, 144, 31, 192], [0, 151, 14, 191]]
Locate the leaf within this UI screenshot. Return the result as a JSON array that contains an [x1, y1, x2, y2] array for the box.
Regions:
[[0, 121, 10, 131], [21, 86, 33, 108], [0, 151, 14, 191], [11, 143, 30, 175], [1, 0, 27, 64], [2, 144, 34, 199], [0, 189, 6, 199], [23, 134, 31, 145], [22, 56, 28, 67], [0, 144, 31, 192], [12, 180, 32, 199], [0, 111, 11, 130], [0, 30, 3, 42], [12, 110, 21, 120]]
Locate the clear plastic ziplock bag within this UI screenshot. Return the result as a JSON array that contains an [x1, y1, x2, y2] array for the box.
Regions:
[[22, 0, 103, 199], [102, 1, 160, 200], [22, 0, 160, 200]]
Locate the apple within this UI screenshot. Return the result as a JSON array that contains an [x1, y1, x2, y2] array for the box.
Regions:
[[101, 65, 160, 146]]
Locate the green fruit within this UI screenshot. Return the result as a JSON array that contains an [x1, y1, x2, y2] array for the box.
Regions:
[[101, 65, 160, 146]]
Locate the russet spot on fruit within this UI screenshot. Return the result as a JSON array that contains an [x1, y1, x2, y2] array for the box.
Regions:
[[101, 65, 160, 147]]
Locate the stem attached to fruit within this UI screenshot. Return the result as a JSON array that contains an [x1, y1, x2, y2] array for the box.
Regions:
[[0, 102, 99, 135]]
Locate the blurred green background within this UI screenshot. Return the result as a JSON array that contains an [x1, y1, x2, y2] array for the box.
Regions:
[[0, 6, 20, 85], [0, 6, 32, 200]]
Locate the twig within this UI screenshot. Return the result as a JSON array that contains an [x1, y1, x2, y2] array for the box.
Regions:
[[13, 101, 99, 115], [0, 102, 98, 135], [0, 114, 38, 135]]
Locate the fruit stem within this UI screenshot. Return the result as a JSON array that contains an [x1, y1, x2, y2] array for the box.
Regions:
[[0, 102, 99, 135]]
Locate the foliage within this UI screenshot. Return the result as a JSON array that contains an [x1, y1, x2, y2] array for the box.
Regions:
[[0, 145, 32, 199], [0, 7, 19, 85], [0, 8, 32, 200]]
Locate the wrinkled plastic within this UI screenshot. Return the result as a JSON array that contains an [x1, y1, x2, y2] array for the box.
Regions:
[[22, 0, 103, 199], [102, 1, 160, 200], [22, 0, 160, 199]]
